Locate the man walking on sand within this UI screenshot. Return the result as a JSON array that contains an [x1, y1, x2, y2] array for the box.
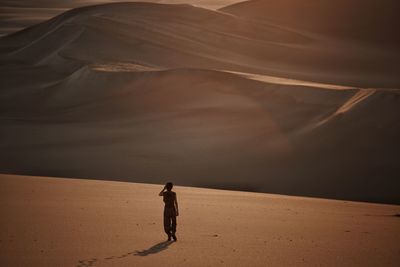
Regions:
[[159, 182, 179, 241]]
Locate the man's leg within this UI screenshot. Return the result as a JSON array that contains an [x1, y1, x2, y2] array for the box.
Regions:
[[163, 212, 171, 239], [171, 215, 177, 241], [171, 215, 177, 234]]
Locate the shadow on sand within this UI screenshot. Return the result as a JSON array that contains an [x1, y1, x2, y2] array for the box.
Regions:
[[77, 240, 173, 266], [134, 241, 174, 256]]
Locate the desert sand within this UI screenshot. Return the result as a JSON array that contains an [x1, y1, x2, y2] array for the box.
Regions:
[[1, 1, 399, 203], [1, 174, 399, 267], [1, 2, 399, 265], [0, 1, 243, 36]]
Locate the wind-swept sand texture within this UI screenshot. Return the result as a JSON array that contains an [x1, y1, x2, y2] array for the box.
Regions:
[[1, 174, 399, 266], [1, 2, 400, 203]]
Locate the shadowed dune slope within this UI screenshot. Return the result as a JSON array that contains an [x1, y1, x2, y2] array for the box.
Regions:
[[1, 2, 399, 203], [1, 66, 399, 203], [221, 0, 400, 46], [220, 0, 400, 86]]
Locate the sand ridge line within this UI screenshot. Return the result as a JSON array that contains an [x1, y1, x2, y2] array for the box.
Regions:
[[89, 62, 161, 72], [222, 70, 356, 90], [315, 88, 376, 127]]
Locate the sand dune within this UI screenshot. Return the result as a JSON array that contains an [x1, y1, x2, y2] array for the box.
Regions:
[[221, 0, 400, 46], [1, 2, 400, 203], [1, 2, 399, 86], [1, 174, 399, 266], [0, 1, 243, 36], [1, 65, 399, 202]]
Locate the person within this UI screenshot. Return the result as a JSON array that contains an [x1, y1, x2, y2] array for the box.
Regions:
[[158, 182, 179, 241]]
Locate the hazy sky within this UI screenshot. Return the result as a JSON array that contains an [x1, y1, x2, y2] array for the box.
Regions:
[[0, 0, 243, 36]]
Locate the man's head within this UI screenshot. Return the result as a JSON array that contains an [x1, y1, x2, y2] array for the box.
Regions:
[[165, 182, 173, 191]]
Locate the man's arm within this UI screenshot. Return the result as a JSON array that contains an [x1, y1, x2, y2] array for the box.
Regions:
[[174, 194, 179, 216], [158, 186, 166, 196]]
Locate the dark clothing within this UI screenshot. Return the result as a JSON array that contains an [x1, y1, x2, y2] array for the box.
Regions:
[[163, 207, 177, 235], [162, 191, 177, 235], [163, 191, 176, 208]]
